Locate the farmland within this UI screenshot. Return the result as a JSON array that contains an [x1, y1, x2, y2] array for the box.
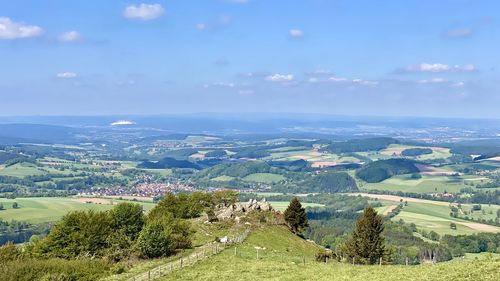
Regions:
[[0, 197, 156, 223]]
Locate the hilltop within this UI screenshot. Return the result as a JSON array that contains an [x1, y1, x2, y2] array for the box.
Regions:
[[159, 225, 500, 281]]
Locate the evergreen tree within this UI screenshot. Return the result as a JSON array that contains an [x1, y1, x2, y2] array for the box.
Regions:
[[284, 197, 309, 235], [343, 206, 387, 264]]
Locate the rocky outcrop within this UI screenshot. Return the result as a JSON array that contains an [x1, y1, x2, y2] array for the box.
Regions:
[[216, 198, 273, 221]]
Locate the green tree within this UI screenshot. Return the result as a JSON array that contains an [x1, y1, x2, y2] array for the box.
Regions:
[[34, 210, 112, 258], [109, 203, 144, 241], [0, 203, 4, 210], [343, 206, 387, 264], [137, 214, 192, 258], [12, 202, 18, 209], [284, 197, 309, 235]]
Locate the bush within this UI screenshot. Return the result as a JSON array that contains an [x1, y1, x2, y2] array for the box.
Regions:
[[137, 214, 192, 258], [0, 242, 23, 263], [315, 249, 334, 262], [0, 258, 110, 281]]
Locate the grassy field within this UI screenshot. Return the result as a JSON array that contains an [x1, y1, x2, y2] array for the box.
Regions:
[[157, 226, 500, 281], [268, 201, 325, 211], [243, 173, 285, 183], [361, 174, 469, 194], [0, 197, 156, 223], [361, 195, 500, 235]]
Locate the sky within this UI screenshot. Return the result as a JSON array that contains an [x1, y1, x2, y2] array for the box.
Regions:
[[0, 0, 499, 118]]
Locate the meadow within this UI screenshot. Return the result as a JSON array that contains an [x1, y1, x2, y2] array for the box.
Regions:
[[363, 195, 500, 235], [157, 226, 500, 281], [361, 174, 469, 194], [0, 197, 156, 224]]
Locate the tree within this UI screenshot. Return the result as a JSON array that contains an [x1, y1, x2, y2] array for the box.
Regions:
[[137, 213, 192, 258], [0, 203, 4, 210], [109, 203, 144, 241], [343, 206, 387, 264], [284, 197, 308, 235], [450, 223, 457, 230], [12, 202, 18, 209]]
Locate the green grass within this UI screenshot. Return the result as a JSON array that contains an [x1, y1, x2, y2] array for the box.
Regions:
[[242, 173, 285, 183], [0, 163, 46, 177], [362, 174, 468, 194], [212, 175, 236, 182], [268, 201, 325, 211], [0, 197, 156, 223], [393, 202, 500, 236], [157, 226, 500, 281]]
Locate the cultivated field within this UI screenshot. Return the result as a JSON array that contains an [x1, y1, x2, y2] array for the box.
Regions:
[[353, 193, 500, 235]]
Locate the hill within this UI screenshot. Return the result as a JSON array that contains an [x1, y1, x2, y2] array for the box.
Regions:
[[356, 159, 420, 183], [159, 225, 500, 281]]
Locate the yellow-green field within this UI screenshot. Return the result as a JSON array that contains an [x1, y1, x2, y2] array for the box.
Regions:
[[0, 197, 156, 223]]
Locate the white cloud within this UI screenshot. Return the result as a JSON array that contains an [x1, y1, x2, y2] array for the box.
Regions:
[[57, 72, 78, 79], [266, 74, 294, 82], [419, 78, 448, 84], [352, 79, 379, 86], [289, 29, 304, 38], [328, 77, 348, 82], [451, 81, 465, 87], [123, 4, 165, 21], [444, 28, 473, 38], [401, 63, 476, 73], [0, 17, 43, 39], [58, 31, 82, 42], [111, 120, 136, 126]]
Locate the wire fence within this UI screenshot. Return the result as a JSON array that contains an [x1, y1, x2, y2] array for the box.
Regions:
[[127, 229, 251, 281]]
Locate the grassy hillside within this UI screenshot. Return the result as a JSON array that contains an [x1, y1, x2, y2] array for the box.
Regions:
[[159, 225, 500, 281]]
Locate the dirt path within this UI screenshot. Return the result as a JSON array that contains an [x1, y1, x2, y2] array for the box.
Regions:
[[382, 205, 398, 216]]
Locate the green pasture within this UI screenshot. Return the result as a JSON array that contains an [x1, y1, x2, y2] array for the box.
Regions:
[[242, 173, 285, 183], [158, 226, 500, 281], [393, 201, 500, 236], [361, 174, 468, 194], [268, 201, 325, 211], [0, 197, 156, 224]]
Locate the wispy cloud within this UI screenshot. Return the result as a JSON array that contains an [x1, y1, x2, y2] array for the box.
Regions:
[[123, 4, 165, 21], [398, 63, 476, 73], [195, 15, 232, 31], [58, 31, 82, 42], [265, 74, 294, 82], [0, 17, 43, 39], [57, 72, 78, 79], [289, 29, 304, 38], [443, 27, 473, 38]]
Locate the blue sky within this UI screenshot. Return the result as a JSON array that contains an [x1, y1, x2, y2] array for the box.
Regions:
[[0, 0, 499, 117]]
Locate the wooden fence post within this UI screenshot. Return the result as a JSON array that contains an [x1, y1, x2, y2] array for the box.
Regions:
[[234, 247, 237, 256], [406, 257, 409, 266], [379, 257, 382, 266], [148, 270, 151, 281]]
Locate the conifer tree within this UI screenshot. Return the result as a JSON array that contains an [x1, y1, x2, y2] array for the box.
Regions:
[[343, 206, 387, 264], [284, 197, 309, 235]]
